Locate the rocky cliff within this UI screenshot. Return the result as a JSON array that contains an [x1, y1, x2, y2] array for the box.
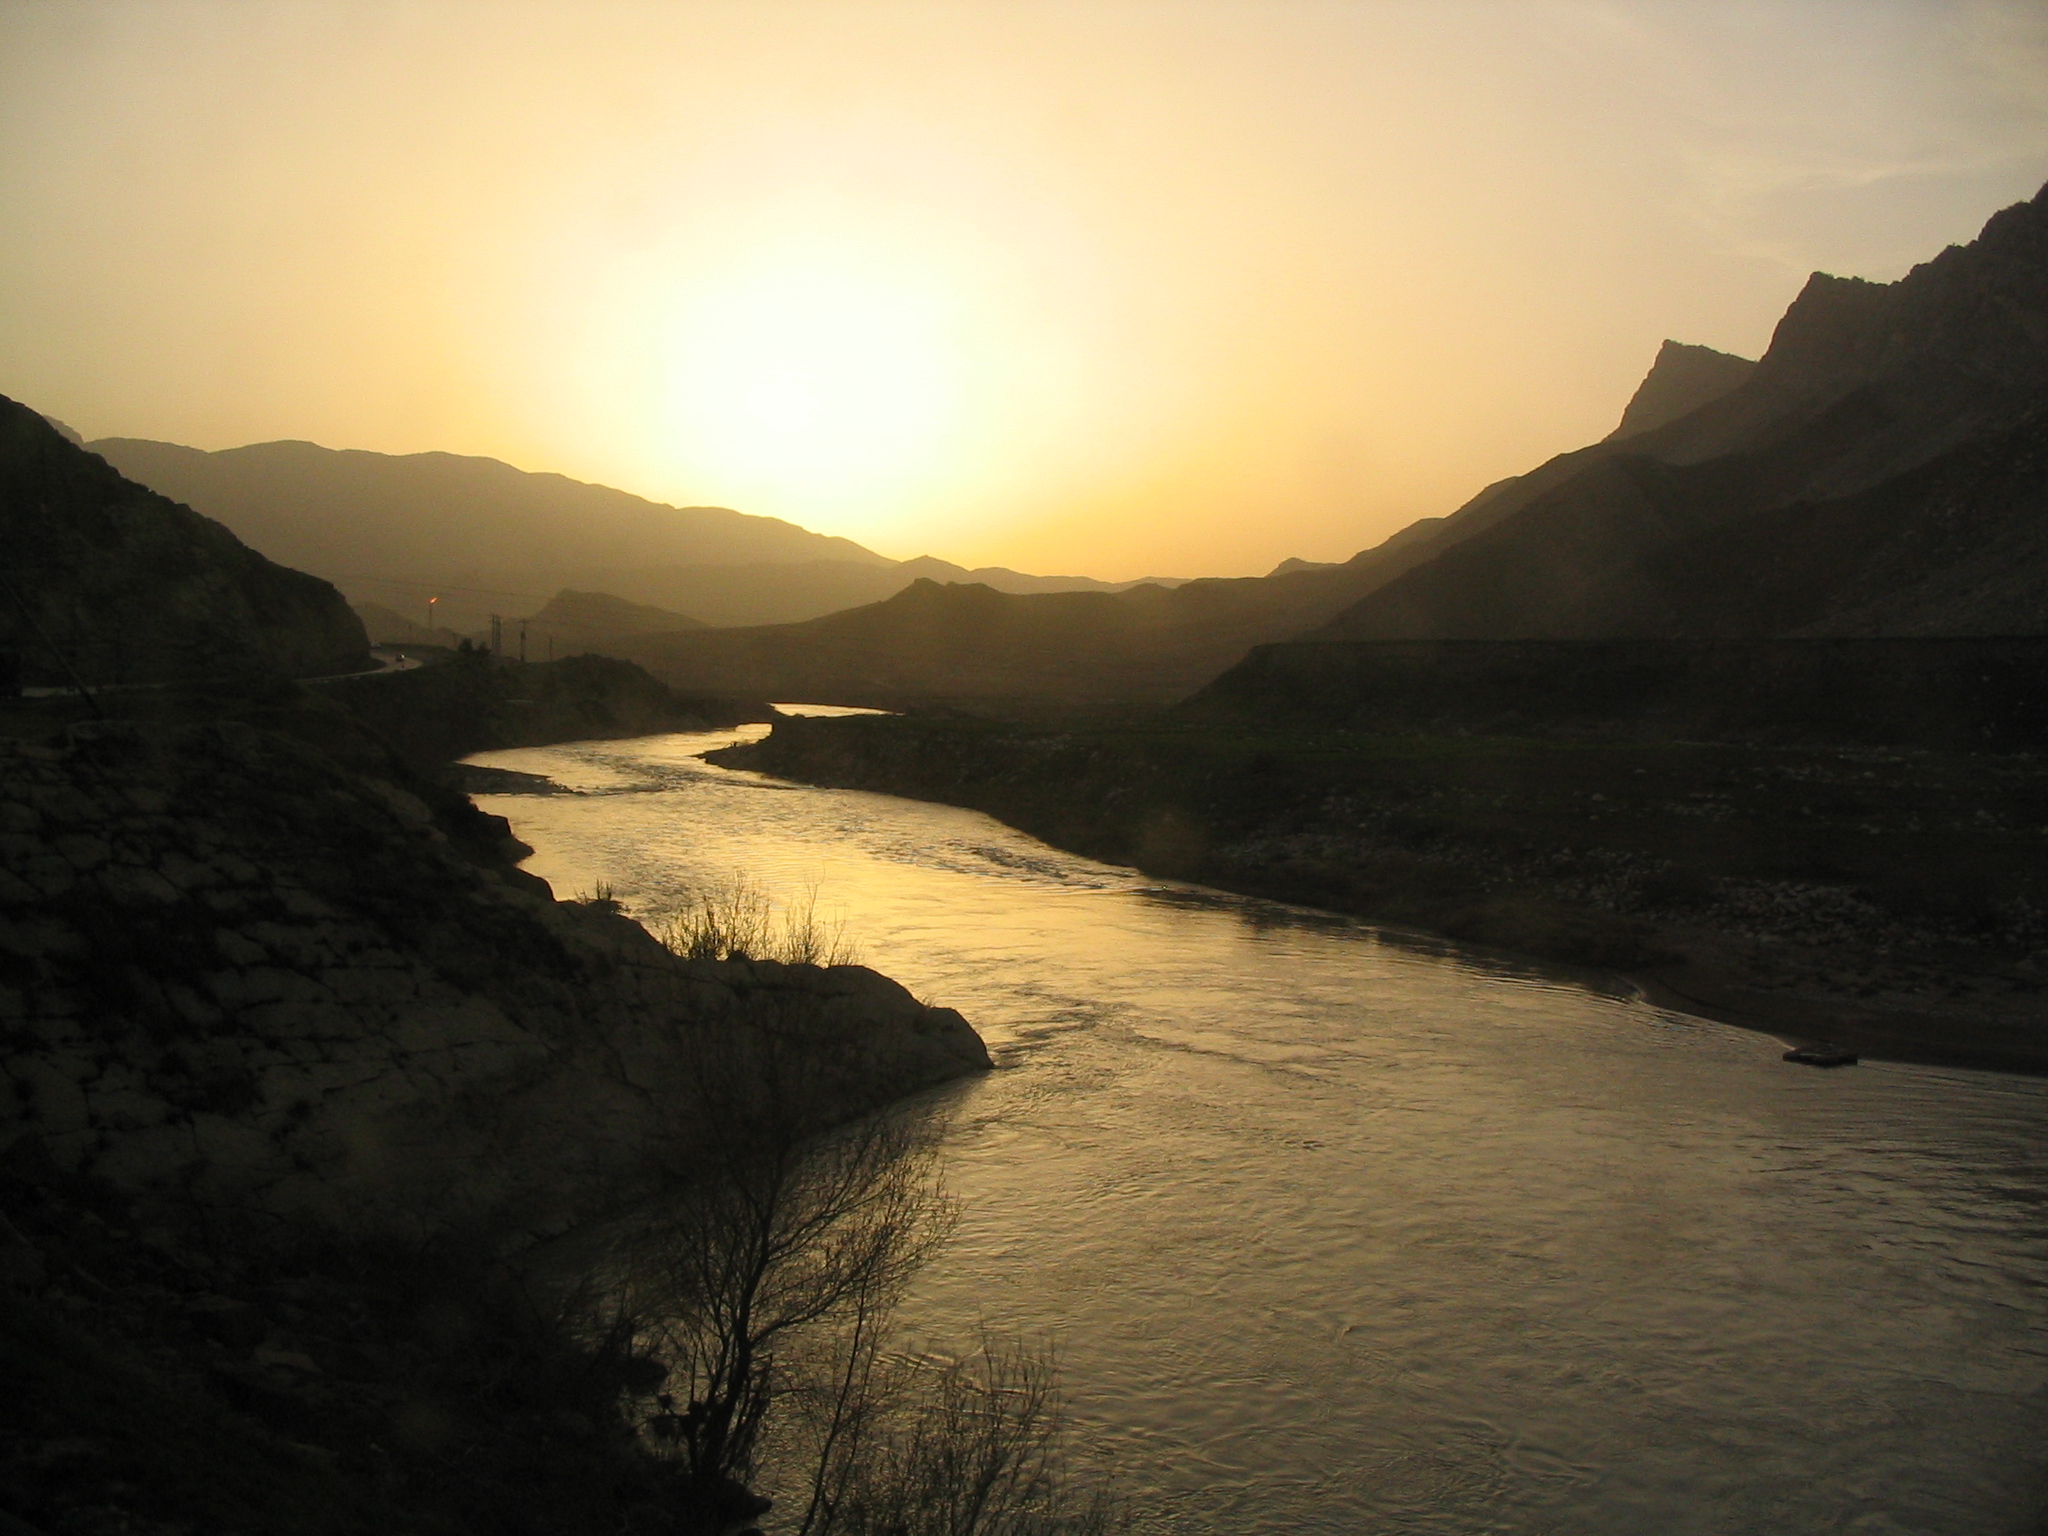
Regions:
[[0, 397, 369, 688], [1605, 340, 1756, 440]]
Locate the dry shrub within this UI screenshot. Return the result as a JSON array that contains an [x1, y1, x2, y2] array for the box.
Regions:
[[658, 874, 861, 967]]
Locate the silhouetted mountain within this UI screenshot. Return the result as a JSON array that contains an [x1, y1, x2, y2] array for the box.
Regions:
[[530, 588, 704, 633], [85, 437, 891, 630], [37, 413, 85, 446], [1316, 182, 2048, 642], [1605, 341, 1756, 441], [895, 555, 1188, 594], [486, 587, 707, 660], [0, 394, 368, 688], [567, 554, 1191, 629], [611, 567, 1396, 708], [87, 437, 1193, 631], [616, 175, 2048, 710], [602, 334, 1766, 707], [351, 601, 460, 647]]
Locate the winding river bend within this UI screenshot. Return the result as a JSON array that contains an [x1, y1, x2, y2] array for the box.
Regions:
[[471, 722, 2048, 1536]]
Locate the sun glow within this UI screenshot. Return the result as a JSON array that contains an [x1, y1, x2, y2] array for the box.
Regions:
[[663, 249, 967, 507], [8, 4, 2043, 574], [549, 200, 1101, 554]]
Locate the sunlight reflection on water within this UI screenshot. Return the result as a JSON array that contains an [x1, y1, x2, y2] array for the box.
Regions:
[[472, 727, 2048, 1536]]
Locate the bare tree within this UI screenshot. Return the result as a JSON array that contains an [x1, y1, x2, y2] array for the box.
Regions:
[[799, 1333, 1125, 1536], [627, 1015, 956, 1488], [625, 1008, 1121, 1535]]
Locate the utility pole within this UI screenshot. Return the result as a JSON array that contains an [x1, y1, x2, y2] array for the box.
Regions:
[[427, 595, 438, 635], [489, 614, 502, 658], [518, 618, 528, 663]]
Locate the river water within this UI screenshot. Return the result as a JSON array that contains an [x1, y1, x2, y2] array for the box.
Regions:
[[470, 722, 2048, 1536]]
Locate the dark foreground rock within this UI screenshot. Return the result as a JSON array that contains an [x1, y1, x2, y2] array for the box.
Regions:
[[0, 715, 986, 1234], [0, 704, 988, 1535]]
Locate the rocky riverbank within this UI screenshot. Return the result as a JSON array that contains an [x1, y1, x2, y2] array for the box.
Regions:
[[712, 712, 2048, 1074], [0, 689, 989, 1534]]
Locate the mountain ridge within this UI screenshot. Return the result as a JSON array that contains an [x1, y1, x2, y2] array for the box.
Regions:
[[87, 436, 1195, 629], [1, 396, 369, 687], [1313, 180, 2048, 643]]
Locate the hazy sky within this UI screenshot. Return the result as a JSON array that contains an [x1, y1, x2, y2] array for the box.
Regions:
[[4, 2, 2046, 576]]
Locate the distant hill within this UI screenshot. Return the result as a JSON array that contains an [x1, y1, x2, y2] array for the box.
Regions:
[[1316, 181, 2048, 642], [497, 588, 706, 661], [87, 437, 1192, 630], [567, 554, 1189, 629], [84, 438, 891, 631], [610, 567, 1407, 709], [0, 395, 367, 687], [530, 588, 705, 634], [351, 601, 461, 648]]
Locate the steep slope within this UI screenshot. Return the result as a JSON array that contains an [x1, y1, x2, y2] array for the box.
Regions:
[[0, 395, 368, 687], [1317, 182, 2048, 641]]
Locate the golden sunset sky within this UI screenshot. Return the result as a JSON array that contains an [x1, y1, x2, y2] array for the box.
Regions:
[[4, 2, 2046, 576]]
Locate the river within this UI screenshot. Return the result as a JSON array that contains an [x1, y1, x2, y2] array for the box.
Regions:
[[470, 721, 2048, 1536]]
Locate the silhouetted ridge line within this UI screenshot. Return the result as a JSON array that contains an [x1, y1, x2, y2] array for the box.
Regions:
[[0, 394, 368, 688], [1314, 180, 2048, 644]]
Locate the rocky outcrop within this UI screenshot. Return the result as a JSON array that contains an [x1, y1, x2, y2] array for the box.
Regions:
[[0, 717, 988, 1240], [1605, 341, 1756, 440], [0, 396, 369, 688]]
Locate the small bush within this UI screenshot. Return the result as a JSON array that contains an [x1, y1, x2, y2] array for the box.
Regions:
[[575, 880, 624, 917], [657, 875, 861, 967]]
